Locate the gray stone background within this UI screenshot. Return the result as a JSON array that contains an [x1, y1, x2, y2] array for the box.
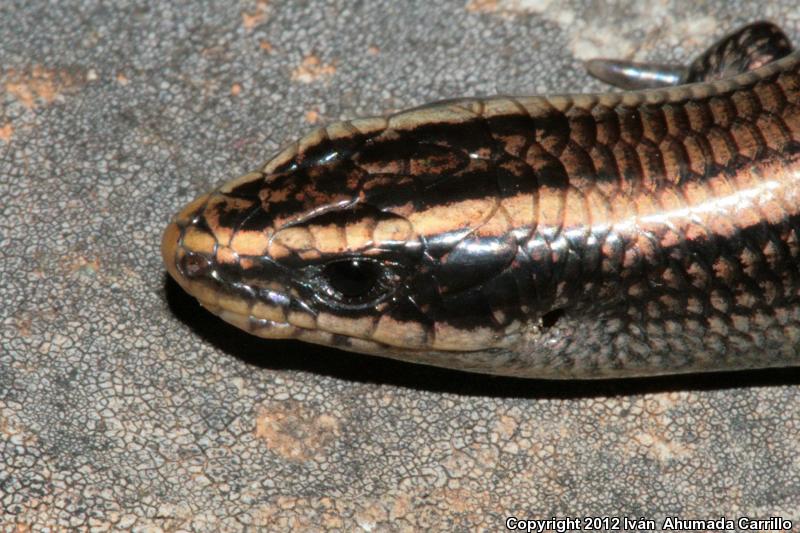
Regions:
[[2, 0, 800, 530]]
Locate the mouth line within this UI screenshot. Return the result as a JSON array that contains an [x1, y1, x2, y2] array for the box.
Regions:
[[202, 297, 411, 357], [194, 291, 302, 339], [198, 294, 516, 377], [195, 292, 428, 353]]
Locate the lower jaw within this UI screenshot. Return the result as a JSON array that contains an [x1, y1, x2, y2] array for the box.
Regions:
[[197, 298, 302, 339], [198, 297, 423, 357], [200, 298, 378, 355], [197, 296, 536, 377]]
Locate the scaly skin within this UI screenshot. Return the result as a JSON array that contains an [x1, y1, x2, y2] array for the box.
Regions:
[[162, 23, 800, 378]]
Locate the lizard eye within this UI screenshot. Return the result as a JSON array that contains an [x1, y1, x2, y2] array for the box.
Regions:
[[322, 258, 384, 299]]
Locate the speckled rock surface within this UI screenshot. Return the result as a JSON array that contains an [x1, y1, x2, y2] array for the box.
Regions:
[[3, 1, 800, 530]]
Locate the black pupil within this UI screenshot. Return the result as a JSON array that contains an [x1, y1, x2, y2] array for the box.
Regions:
[[323, 259, 381, 298]]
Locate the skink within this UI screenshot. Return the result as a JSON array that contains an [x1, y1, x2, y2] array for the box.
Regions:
[[162, 22, 800, 378]]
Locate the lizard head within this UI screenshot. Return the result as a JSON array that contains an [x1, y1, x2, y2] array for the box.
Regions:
[[162, 102, 531, 372]]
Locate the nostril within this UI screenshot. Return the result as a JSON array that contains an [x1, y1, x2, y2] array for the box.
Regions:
[[180, 253, 212, 279]]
